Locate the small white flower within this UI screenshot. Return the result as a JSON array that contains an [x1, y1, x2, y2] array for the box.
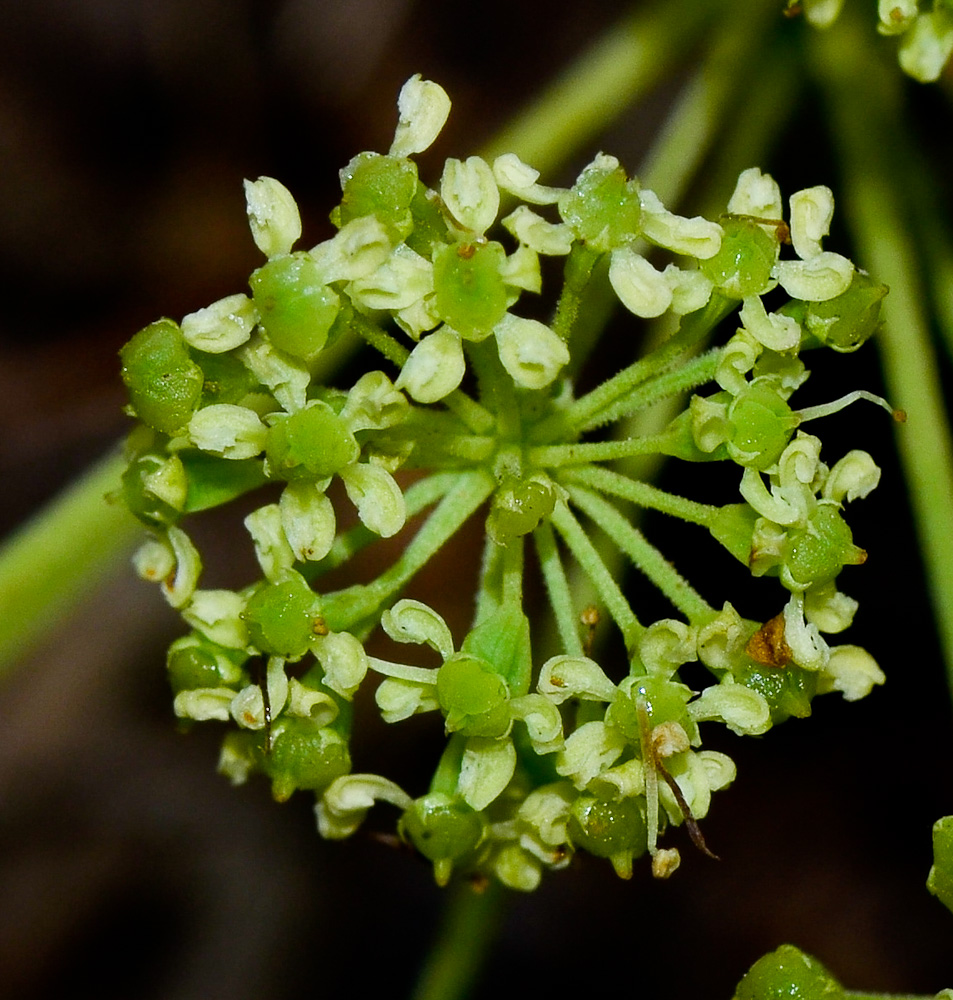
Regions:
[[244, 177, 302, 258], [440, 156, 500, 234]]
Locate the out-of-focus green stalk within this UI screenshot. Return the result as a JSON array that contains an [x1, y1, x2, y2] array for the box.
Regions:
[[479, 0, 723, 171], [0, 450, 142, 677], [813, 16, 953, 699]]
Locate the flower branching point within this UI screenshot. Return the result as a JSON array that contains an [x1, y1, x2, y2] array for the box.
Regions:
[[118, 75, 890, 890]]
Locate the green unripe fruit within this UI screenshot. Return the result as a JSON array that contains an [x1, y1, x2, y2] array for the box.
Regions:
[[120, 319, 204, 434], [488, 479, 556, 542], [800, 271, 887, 353], [436, 654, 511, 737], [432, 241, 508, 340], [194, 350, 260, 406], [782, 504, 865, 589], [736, 661, 817, 723], [337, 152, 418, 242], [700, 218, 777, 298], [733, 944, 843, 1000], [258, 717, 351, 801], [242, 570, 323, 658], [265, 401, 359, 481], [710, 503, 761, 565], [400, 793, 485, 862], [728, 381, 800, 470], [569, 794, 647, 859], [166, 638, 246, 693], [250, 253, 339, 360], [630, 675, 693, 728], [558, 160, 641, 251]]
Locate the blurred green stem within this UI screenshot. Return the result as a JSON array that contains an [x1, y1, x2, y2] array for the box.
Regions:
[[410, 881, 505, 1000], [813, 15, 953, 701], [0, 450, 142, 677]]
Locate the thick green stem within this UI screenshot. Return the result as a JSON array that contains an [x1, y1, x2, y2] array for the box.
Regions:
[[0, 450, 142, 677], [564, 483, 715, 622], [409, 881, 506, 1000], [812, 15, 953, 700]]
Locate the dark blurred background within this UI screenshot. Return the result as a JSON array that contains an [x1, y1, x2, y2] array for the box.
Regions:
[[1, 2, 951, 998]]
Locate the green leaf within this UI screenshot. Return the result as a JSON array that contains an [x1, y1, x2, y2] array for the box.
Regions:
[[928, 815, 953, 914]]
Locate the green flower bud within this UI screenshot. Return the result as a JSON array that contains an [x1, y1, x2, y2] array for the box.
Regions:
[[432, 240, 508, 340], [257, 717, 351, 802], [568, 794, 647, 861], [436, 654, 511, 738], [121, 453, 187, 527], [727, 380, 800, 470], [558, 154, 641, 251], [736, 660, 817, 724], [400, 792, 485, 865], [487, 478, 556, 542], [265, 401, 360, 481], [733, 944, 843, 1000], [337, 152, 418, 243], [782, 504, 866, 590], [120, 319, 204, 434], [709, 502, 761, 564], [242, 569, 323, 658], [699, 218, 778, 298], [249, 253, 339, 360]]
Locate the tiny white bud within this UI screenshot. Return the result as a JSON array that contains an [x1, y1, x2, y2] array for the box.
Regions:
[[279, 483, 336, 562], [339, 462, 406, 537], [727, 167, 783, 221], [181, 293, 257, 353], [790, 186, 835, 260], [440, 156, 500, 234], [312, 630, 368, 700], [244, 177, 302, 258], [820, 644, 885, 701], [608, 247, 673, 318], [395, 327, 465, 403], [494, 313, 569, 390], [898, 10, 953, 82], [774, 251, 854, 301], [502, 205, 573, 255], [878, 0, 918, 35], [381, 599, 455, 660], [390, 75, 451, 157], [244, 504, 294, 581], [639, 189, 723, 259], [739, 295, 801, 352], [188, 404, 268, 460], [458, 737, 517, 810]]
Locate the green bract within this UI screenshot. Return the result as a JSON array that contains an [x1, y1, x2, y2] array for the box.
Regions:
[[119, 75, 886, 891]]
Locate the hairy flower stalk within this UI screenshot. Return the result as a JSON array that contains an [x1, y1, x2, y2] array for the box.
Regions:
[[118, 76, 889, 890]]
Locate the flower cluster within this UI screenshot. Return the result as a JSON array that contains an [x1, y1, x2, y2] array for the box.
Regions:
[[796, 0, 953, 82], [118, 76, 889, 889]]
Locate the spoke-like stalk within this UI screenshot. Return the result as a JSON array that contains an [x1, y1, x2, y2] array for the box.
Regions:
[[529, 434, 669, 467], [533, 522, 585, 656], [560, 464, 718, 528], [536, 296, 732, 441], [550, 500, 642, 651], [324, 470, 494, 630], [565, 483, 715, 623]]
